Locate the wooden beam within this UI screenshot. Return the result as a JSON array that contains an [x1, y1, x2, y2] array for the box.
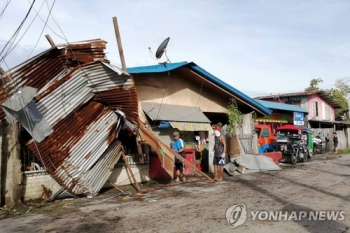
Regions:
[[112, 17, 127, 71], [45, 34, 56, 48], [107, 181, 125, 193], [0, 67, 4, 79], [121, 151, 141, 192]]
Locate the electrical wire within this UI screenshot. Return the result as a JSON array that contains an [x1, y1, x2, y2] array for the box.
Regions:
[[0, 1, 84, 201], [0, 0, 11, 20], [2, 0, 46, 61], [0, 0, 36, 65], [26, 0, 55, 59], [28, 0, 65, 40], [12, 1, 139, 199], [152, 71, 170, 127]]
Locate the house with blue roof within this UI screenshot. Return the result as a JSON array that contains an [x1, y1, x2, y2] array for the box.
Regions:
[[127, 61, 271, 174], [255, 99, 309, 127], [253, 100, 309, 153]]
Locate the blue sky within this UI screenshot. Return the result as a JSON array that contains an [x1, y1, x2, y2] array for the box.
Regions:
[[1, 0, 350, 97]]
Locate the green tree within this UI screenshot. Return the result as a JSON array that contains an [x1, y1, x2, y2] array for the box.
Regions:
[[327, 88, 349, 117], [305, 78, 349, 118], [227, 98, 242, 133], [305, 78, 323, 91]]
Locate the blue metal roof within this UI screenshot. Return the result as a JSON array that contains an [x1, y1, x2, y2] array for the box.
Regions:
[[255, 100, 308, 113], [127, 62, 272, 115]]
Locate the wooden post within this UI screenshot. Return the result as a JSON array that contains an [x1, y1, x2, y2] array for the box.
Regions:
[[112, 17, 127, 71], [45, 34, 56, 48], [107, 181, 125, 193], [121, 151, 141, 192]]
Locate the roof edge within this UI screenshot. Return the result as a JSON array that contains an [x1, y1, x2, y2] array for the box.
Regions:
[[127, 62, 272, 116]]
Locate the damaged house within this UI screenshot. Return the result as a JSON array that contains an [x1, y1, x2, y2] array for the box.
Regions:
[[0, 39, 140, 202]]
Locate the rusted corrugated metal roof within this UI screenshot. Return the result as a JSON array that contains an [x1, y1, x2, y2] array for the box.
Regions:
[[0, 39, 139, 198]]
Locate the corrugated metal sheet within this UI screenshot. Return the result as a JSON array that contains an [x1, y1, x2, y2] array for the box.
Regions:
[[255, 100, 308, 113], [141, 102, 211, 123], [0, 39, 139, 199]]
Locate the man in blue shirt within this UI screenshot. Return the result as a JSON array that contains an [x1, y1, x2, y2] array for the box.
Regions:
[[170, 131, 187, 182]]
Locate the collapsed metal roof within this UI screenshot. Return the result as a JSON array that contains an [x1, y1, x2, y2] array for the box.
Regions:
[[0, 39, 139, 198]]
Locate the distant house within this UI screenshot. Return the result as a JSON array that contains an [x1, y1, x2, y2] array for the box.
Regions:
[[255, 99, 309, 130], [254, 91, 342, 128]]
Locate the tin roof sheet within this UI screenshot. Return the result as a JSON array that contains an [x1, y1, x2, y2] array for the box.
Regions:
[[255, 100, 308, 113], [0, 39, 139, 198], [141, 102, 211, 123]]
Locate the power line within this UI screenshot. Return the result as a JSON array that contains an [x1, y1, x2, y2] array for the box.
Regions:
[[26, 0, 55, 59], [0, 0, 36, 65], [0, 0, 11, 20], [28, 0, 65, 40], [2, 0, 46, 61]]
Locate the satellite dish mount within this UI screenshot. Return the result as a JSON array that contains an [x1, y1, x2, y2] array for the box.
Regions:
[[155, 37, 171, 64]]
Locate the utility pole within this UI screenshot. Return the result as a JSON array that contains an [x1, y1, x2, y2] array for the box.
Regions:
[[112, 17, 127, 71]]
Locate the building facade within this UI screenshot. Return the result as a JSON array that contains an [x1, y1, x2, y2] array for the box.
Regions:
[[255, 91, 340, 128]]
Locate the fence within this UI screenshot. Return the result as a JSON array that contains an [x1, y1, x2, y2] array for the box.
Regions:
[[310, 128, 349, 151], [238, 133, 258, 154], [236, 112, 258, 154]]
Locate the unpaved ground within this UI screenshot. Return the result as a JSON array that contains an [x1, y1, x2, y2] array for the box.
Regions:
[[1, 154, 350, 233]]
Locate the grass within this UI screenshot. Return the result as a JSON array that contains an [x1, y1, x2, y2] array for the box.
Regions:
[[0, 199, 74, 219], [337, 148, 350, 154]]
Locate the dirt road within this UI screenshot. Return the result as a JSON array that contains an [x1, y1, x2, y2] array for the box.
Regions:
[[1, 154, 350, 233]]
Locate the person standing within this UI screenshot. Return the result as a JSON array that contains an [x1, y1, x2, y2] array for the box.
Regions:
[[325, 134, 330, 153], [212, 127, 226, 181], [333, 132, 338, 154], [170, 131, 187, 182]]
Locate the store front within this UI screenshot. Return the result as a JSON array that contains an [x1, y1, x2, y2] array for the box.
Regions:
[[141, 102, 213, 177], [255, 113, 291, 133]]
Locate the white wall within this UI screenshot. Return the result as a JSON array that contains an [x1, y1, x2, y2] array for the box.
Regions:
[[23, 165, 150, 200], [23, 171, 61, 201], [105, 165, 150, 187]]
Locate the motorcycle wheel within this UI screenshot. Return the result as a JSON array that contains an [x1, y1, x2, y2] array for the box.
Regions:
[[291, 152, 297, 165], [303, 151, 308, 162]]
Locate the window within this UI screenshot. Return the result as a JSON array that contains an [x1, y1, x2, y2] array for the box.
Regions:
[[262, 129, 270, 138], [313, 101, 319, 117], [285, 100, 301, 106], [325, 105, 330, 120]]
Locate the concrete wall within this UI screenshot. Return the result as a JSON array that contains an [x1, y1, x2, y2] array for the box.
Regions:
[[1, 122, 22, 207], [22, 171, 61, 201], [106, 165, 150, 187], [22, 166, 150, 200], [133, 73, 229, 124]]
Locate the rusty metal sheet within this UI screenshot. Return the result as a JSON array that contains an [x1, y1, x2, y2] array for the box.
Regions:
[[0, 39, 139, 199]]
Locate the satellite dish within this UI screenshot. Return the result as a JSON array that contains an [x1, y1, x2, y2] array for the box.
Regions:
[[155, 37, 171, 63]]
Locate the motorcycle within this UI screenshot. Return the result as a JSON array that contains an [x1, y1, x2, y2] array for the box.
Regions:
[[313, 137, 325, 154], [290, 144, 308, 165]]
